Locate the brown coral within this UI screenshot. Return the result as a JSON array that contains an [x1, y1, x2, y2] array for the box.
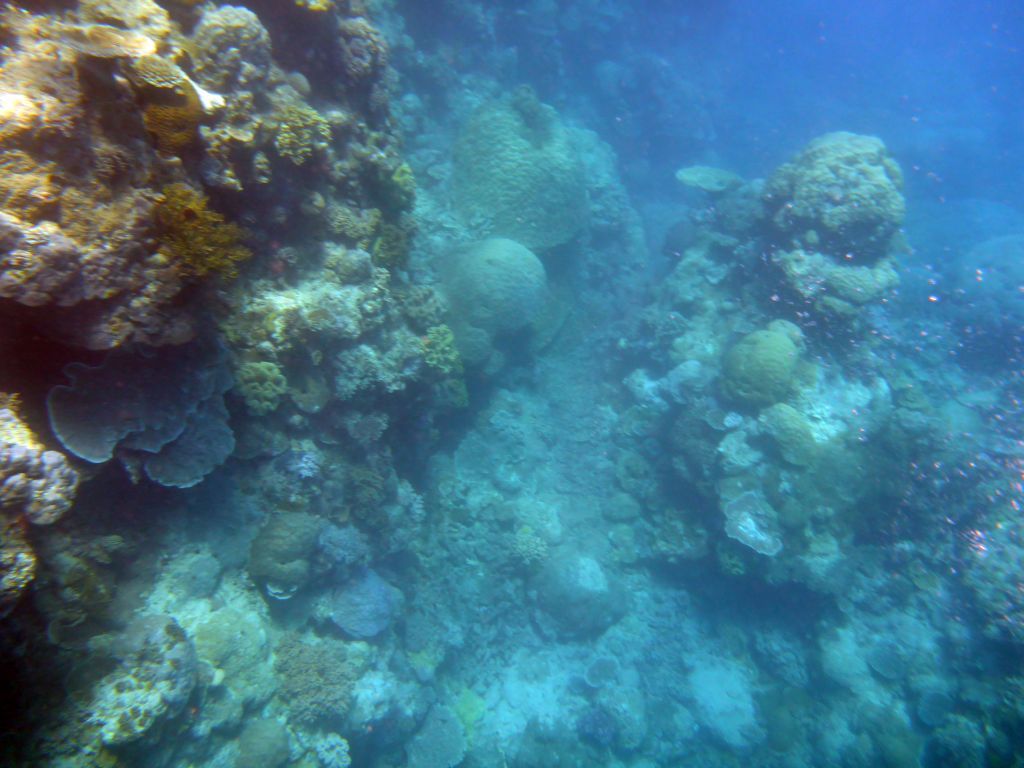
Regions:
[[152, 183, 251, 279]]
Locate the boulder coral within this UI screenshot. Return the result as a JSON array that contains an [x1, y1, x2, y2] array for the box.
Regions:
[[439, 238, 548, 368], [764, 132, 905, 261], [721, 327, 802, 407], [453, 88, 587, 250]]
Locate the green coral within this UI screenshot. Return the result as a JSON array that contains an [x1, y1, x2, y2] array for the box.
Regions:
[[236, 361, 288, 415], [153, 184, 251, 278], [422, 325, 463, 376], [273, 103, 331, 165], [721, 328, 801, 407]]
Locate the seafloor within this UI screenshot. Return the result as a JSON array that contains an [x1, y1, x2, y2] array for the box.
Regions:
[[0, 1, 1022, 767]]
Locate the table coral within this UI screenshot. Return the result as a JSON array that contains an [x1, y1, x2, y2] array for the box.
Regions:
[[46, 341, 234, 487]]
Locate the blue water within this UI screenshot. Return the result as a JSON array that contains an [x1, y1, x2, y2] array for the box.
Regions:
[[1, 1, 1023, 766]]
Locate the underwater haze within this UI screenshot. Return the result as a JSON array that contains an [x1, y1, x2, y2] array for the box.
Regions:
[[0, 1, 1022, 766]]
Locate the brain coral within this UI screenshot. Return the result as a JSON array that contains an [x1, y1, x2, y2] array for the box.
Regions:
[[721, 328, 801, 407], [442, 238, 547, 337], [453, 88, 587, 250], [764, 132, 905, 261]]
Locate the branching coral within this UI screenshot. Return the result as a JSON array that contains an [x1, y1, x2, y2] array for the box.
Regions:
[[153, 183, 251, 278]]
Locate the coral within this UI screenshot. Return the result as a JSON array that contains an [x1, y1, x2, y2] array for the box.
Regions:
[[312, 732, 352, 768], [675, 165, 743, 194], [422, 325, 463, 377], [193, 607, 275, 710], [236, 719, 290, 768], [453, 89, 587, 249], [533, 550, 627, 638], [758, 402, 818, 466], [125, 56, 209, 154], [721, 490, 783, 556], [318, 524, 371, 573], [327, 203, 380, 245], [236, 360, 288, 415], [325, 568, 403, 639], [0, 430, 79, 526], [764, 131, 905, 261], [153, 183, 252, 279], [721, 328, 801, 407], [407, 705, 467, 768], [248, 512, 324, 599], [273, 103, 332, 166], [53, 23, 157, 58], [0, 30, 199, 349], [46, 341, 234, 486], [273, 635, 363, 726], [512, 525, 549, 566], [337, 16, 389, 85], [142, 394, 235, 488], [688, 656, 765, 750], [333, 329, 424, 399], [384, 162, 416, 210], [371, 221, 411, 269], [0, 517, 35, 618], [439, 238, 548, 369], [191, 5, 274, 93], [773, 248, 899, 317], [88, 615, 198, 745]]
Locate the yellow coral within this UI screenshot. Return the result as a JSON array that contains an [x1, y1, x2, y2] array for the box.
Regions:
[[296, 0, 334, 10], [273, 103, 331, 166], [153, 183, 251, 278], [0, 393, 43, 450], [127, 57, 205, 154]]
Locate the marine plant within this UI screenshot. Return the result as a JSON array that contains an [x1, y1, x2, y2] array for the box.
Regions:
[[152, 183, 251, 278]]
